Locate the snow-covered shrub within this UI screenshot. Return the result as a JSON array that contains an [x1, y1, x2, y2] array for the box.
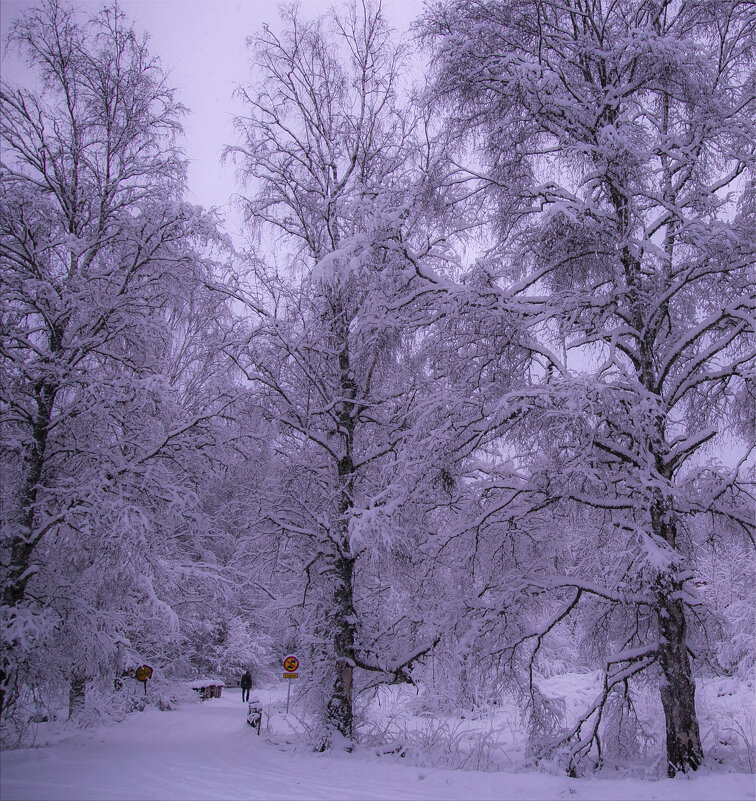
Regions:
[[698, 678, 756, 773], [525, 684, 566, 763], [598, 688, 657, 769], [693, 538, 756, 681]]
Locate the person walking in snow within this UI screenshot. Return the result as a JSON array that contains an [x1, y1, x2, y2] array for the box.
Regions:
[[240, 670, 252, 702]]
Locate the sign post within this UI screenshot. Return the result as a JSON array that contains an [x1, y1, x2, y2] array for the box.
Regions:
[[135, 664, 153, 695], [282, 655, 299, 714]]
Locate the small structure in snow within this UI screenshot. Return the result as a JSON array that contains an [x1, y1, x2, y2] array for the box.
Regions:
[[190, 678, 224, 700]]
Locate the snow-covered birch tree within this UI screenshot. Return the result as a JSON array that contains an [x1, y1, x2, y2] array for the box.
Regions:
[[0, 0, 233, 723], [229, 1, 445, 746], [421, 0, 756, 776]]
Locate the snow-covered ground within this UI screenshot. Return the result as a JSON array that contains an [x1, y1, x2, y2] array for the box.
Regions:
[[2, 686, 753, 801]]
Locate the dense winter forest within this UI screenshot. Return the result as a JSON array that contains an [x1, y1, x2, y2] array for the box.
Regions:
[[1, 0, 754, 784]]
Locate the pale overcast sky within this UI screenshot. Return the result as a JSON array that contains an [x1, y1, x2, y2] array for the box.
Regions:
[[1, 0, 425, 241]]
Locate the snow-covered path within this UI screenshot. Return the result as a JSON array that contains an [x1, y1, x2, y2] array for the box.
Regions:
[[1, 688, 753, 801]]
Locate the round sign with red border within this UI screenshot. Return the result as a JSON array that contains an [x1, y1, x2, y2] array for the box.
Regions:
[[283, 655, 299, 672]]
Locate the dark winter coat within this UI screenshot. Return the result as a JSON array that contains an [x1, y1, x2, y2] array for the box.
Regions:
[[240, 672, 252, 690]]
